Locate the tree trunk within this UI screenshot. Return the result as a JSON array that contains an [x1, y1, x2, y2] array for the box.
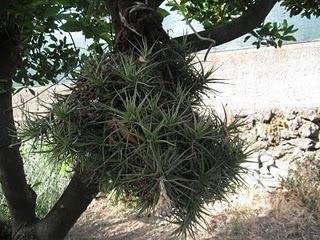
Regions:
[[106, 0, 169, 50], [0, 21, 38, 237]]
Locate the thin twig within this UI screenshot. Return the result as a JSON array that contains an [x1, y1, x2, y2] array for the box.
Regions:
[[173, 0, 216, 61], [12, 74, 69, 110]]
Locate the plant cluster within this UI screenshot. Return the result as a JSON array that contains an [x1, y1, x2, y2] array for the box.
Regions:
[[19, 42, 249, 237]]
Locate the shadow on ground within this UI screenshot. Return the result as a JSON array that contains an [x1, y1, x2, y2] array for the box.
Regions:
[[68, 191, 320, 240]]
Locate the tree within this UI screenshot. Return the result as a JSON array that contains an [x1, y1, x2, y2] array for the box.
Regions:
[[0, 0, 319, 239]]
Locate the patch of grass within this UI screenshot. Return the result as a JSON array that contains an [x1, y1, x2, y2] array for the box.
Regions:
[[274, 159, 320, 221], [21, 143, 70, 218], [0, 142, 69, 237], [225, 207, 256, 237]]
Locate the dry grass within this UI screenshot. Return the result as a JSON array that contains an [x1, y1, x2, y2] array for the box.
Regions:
[[211, 160, 320, 240], [68, 159, 320, 240]]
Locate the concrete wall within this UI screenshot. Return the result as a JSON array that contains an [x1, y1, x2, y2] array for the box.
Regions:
[[200, 41, 320, 112], [12, 86, 68, 121], [14, 41, 320, 117]]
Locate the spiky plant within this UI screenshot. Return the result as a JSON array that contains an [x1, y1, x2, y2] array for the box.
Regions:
[[19, 41, 249, 238]]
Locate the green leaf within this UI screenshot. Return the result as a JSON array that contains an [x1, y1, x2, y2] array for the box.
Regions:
[[60, 19, 82, 32], [250, 31, 259, 38], [157, 8, 170, 18], [281, 35, 297, 41], [28, 88, 36, 96], [243, 35, 251, 42], [32, 181, 42, 189], [44, 5, 60, 17]]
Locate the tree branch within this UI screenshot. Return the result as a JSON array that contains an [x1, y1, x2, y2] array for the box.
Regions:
[[35, 172, 99, 240], [173, 0, 278, 52]]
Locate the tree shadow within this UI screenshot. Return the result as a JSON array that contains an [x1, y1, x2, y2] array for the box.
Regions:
[[67, 199, 174, 240]]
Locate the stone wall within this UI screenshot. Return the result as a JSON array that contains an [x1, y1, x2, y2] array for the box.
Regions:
[[233, 108, 320, 191], [197, 41, 320, 191]]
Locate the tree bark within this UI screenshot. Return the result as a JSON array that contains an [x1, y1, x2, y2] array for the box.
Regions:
[[105, 0, 169, 49], [173, 0, 278, 51], [35, 173, 99, 240], [0, 22, 37, 236]]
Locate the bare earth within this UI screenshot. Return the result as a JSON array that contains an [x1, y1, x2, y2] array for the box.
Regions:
[[67, 187, 320, 240]]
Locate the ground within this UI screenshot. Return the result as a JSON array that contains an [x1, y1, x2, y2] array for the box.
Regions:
[[67, 185, 320, 240]]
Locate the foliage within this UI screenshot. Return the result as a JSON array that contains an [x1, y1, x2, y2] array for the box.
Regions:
[[0, 0, 112, 90], [247, 19, 298, 48], [167, 0, 319, 48], [0, 199, 10, 240], [281, 0, 320, 18], [19, 42, 249, 237]]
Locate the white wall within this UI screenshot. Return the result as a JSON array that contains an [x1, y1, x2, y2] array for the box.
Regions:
[[13, 42, 320, 121], [200, 41, 320, 112]]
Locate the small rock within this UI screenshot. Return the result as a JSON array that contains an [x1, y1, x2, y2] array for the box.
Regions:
[[285, 153, 300, 163], [280, 141, 295, 152], [315, 142, 320, 150], [287, 117, 302, 131], [298, 121, 319, 138], [285, 110, 298, 121], [280, 128, 297, 140], [291, 148, 305, 158], [260, 110, 273, 123], [300, 109, 320, 123], [272, 146, 286, 159], [250, 141, 267, 150], [287, 138, 315, 151], [256, 124, 268, 141]]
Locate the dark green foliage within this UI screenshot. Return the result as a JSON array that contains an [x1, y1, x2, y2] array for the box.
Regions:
[[281, 0, 320, 18], [20, 42, 249, 237], [248, 20, 298, 49], [167, 0, 256, 27], [0, 0, 112, 90]]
